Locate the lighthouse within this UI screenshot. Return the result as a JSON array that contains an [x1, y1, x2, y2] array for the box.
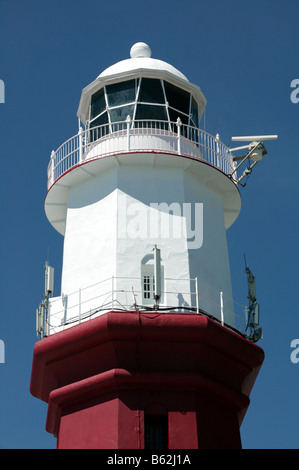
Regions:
[[30, 43, 265, 449]]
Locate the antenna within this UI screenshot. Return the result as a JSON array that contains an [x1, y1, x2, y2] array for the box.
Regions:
[[244, 254, 256, 303], [45, 261, 54, 297], [36, 303, 45, 338], [244, 256, 262, 342], [44, 248, 54, 297], [230, 134, 278, 185], [231, 135, 278, 142], [36, 258, 55, 339]]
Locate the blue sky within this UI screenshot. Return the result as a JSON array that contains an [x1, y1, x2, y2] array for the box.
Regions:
[[0, 0, 298, 449]]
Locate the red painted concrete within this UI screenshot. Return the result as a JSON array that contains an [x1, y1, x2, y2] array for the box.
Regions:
[[30, 311, 264, 449]]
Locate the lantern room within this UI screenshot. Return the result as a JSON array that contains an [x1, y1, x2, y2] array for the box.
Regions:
[[77, 42, 206, 138]]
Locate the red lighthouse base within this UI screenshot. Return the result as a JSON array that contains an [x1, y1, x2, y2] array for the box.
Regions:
[[30, 312, 264, 449]]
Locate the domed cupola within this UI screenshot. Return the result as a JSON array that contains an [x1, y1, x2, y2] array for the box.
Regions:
[[77, 42, 207, 135]]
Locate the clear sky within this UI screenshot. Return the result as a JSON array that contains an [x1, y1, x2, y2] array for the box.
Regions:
[[0, 0, 298, 449]]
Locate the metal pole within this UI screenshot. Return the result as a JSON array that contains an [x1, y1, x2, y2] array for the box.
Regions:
[[112, 276, 114, 310], [126, 115, 131, 152], [176, 117, 182, 155], [216, 133, 220, 169], [220, 291, 224, 326], [195, 277, 199, 313], [78, 288, 81, 323], [78, 127, 83, 164], [153, 245, 161, 308]]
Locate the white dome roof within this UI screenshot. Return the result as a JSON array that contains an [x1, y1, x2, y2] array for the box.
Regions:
[[98, 42, 189, 82], [77, 42, 207, 124]]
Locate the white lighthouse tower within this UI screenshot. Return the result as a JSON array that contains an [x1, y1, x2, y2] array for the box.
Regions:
[[42, 42, 241, 333], [31, 43, 266, 449]]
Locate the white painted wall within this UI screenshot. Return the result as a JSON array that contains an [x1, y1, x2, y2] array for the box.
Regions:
[[61, 167, 118, 295], [183, 169, 234, 321], [47, 157, 236, 334]]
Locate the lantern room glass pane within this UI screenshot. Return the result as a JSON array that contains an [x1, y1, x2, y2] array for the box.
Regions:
[[109, 105, 135, 123], [138, 78, 165, 104], [90, 88, 106, 120], [164, 81, 190, 114], [135, 104, 168, 122], [191, 97, 199, 128], [168, 108, 189, 126], [90, 112, 109, 128], [106, 80, 136, 107]]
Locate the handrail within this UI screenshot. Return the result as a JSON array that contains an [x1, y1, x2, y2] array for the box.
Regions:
[[47, 119, 236, 189], [45, 275, 248, 338]]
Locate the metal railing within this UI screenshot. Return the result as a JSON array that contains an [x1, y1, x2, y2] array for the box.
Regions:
[[44, 276, 248, 338], [47, 118, 235, 189]]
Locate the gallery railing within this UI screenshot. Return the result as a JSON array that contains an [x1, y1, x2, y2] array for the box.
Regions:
[[47, 118, 236, 189], [41, 276, 248, 338]]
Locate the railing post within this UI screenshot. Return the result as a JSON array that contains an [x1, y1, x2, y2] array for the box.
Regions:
[[78, 126, 83, 164], [177, 117, 182, 155], [220, 291, 224, 326], [112, 275, 114, 310], [216, 133, 220, 169], [78, 288, 81, 323], [51, 150, 55, 185], [126, 115, 131, 152], [62, 293, 68, 325], [195, 277, 199, 313]]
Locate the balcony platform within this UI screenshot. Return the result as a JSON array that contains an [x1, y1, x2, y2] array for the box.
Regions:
[[45, 123, 241, 236]]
